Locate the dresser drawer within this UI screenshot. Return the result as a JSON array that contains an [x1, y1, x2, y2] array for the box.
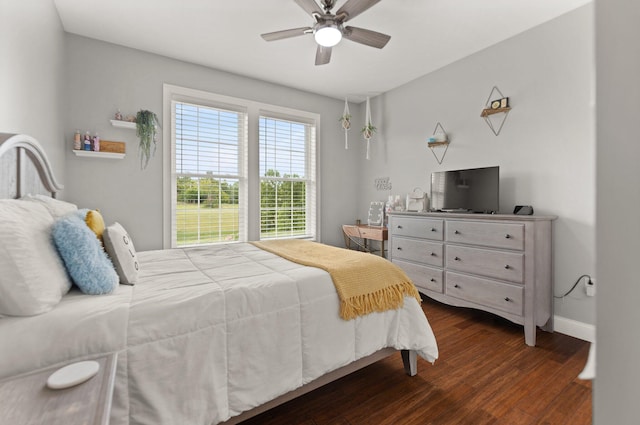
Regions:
[[390, 216, 443, 241], [446, 271, 523, 316], [446, 221, 524, 250], [393, 260, 443, 293], [391, 237, 443, 267], [446, 245, 524, 283]]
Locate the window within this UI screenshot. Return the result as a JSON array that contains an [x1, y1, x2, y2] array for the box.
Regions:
[[164, 85, 318, 248], [259, 116, 315, 239], [173, 101, 244, 246]]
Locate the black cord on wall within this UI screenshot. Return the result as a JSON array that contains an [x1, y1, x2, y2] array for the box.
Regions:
[[554, 274, 592, 299]]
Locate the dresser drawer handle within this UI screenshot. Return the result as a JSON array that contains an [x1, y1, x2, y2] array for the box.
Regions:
[[430, 252, 436, 257], [454, 230, 460, 235], [397, 225, 403, 229], [454, 284, 460, 288], [396, 247, 402, 250], [430, 278, 436, 282], [504, 265, 510, 269], [505, 234, 511, 239], [431, 228, 437, 232], [454, 257, 461, 261], [504, 297, 511, 302]]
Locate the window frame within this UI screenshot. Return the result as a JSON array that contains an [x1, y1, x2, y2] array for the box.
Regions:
[[163, 84, 320, 248]]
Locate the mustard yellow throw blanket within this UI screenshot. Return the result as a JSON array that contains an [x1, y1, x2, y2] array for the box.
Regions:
[[252, 240, 421, 320]]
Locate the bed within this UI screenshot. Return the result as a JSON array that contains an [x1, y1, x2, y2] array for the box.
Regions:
[[0, 133, 438, 425]]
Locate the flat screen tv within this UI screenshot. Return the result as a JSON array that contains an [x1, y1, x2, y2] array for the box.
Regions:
[[430, 166, 499, 213]]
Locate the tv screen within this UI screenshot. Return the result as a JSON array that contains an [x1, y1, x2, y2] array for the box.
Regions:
[[430, 166, 499, 213]]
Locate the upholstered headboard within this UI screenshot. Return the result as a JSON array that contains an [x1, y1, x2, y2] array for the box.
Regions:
[[0, 133, 63, 199]]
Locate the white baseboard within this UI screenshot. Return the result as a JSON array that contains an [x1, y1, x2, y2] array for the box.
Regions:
[[553, 315, 595, 342]]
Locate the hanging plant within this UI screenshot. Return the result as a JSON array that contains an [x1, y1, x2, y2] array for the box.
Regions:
[[362, 123, 377, 140], [362, 96, 375, 160], [136, 109, 160, 170], [340, 97, 351, 150], [339, 113, 351, 130]]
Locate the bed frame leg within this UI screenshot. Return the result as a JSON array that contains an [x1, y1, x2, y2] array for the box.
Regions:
[[401, 350, 417, 376]]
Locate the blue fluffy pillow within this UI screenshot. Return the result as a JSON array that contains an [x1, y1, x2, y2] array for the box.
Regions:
[[52, 214, 118, 295]]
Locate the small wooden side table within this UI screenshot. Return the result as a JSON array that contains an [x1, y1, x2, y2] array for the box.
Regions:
[[0, 353, 117, 425], [342, 224, 388, 257]]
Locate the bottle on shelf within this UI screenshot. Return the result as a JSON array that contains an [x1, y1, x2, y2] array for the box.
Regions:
[[93, 133, 100, 152], [84, 131, 92, 151], [73, 130, 81, 150]]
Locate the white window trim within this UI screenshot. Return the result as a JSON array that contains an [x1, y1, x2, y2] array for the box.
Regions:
[[163, 84, 321, 248]]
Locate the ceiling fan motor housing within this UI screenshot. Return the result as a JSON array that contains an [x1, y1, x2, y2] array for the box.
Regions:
[[261, 0, 390, 65]]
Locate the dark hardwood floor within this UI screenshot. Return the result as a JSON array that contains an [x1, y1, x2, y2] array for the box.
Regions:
[[242, 296, 592, 425]]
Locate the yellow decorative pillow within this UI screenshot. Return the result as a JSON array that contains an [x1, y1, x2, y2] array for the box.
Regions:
[[85, 209, 105, 242]]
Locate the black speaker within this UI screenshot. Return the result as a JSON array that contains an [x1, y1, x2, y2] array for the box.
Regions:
[[513, 205, 534, 215]]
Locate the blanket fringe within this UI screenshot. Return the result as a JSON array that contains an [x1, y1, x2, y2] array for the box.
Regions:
[[340, 281, 421, 321]]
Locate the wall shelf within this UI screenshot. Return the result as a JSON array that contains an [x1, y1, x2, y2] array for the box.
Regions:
[[427, 122, 450, 164], [480, 107, 512, 117], [481, 86, 511, 136], [110, 119, 136, 130], [73, 150, 125, 159]]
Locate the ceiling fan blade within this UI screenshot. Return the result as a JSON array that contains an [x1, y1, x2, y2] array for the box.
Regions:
[[315, 45, 332, 65], [336, 0, 381, 21], [294, 0, 323, 17], [261, 27, 312, 42], [343, 26, 390, 48]]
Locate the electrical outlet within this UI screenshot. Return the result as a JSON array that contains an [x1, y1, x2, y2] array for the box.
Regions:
[[585, 277, 596, 297]]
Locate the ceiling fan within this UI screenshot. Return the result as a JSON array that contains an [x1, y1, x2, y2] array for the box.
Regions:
[[261, 0, 391, 66]]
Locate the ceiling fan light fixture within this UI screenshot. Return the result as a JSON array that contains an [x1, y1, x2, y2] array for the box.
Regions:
[[314, 24, 342, 47]]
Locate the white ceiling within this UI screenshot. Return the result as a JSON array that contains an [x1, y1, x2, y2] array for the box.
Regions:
[[53, 0, 590, 103]]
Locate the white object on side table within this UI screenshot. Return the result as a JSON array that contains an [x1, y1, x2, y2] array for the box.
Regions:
[[47, 360, 100, 389]]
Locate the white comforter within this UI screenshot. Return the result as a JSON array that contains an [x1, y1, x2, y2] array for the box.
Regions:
[[0, 243, 438, 425]]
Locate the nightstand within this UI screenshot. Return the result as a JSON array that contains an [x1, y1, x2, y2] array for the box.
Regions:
[[0, 353, 117, 425]]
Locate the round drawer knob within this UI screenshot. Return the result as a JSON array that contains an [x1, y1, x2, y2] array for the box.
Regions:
[[504, 265, 510, 269], [430, 278, 436, 282], [505, 234, 511, 239], [397, 225, 403, 229], [397, 247, 402, 250], [454, 256, 461, 261], [454, 230, 460, 235], [504, 297, 511, 302], [430, 252, 436, 256], [431, 228, 437, 232], [454, 284, 460, 288]]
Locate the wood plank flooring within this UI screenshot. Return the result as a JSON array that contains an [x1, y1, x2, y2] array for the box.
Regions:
[[241, 297, 592, 425]]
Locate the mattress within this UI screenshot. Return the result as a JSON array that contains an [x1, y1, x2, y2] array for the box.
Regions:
[[0, 243, 438, 425]]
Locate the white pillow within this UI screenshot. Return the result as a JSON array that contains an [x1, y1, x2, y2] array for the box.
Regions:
[[21, 193, 77, 219], [103, 222, 139, 285], [0, 200, 73, 316]]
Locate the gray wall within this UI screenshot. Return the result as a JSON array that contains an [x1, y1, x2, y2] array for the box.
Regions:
[[595, 0, 640, 422], [356, 5, 596, 326], [0, 0, 66, 188], [63, 35, 363, 251]]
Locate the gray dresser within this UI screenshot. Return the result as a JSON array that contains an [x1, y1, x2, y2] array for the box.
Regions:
[[389, 212, 556, 346]]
